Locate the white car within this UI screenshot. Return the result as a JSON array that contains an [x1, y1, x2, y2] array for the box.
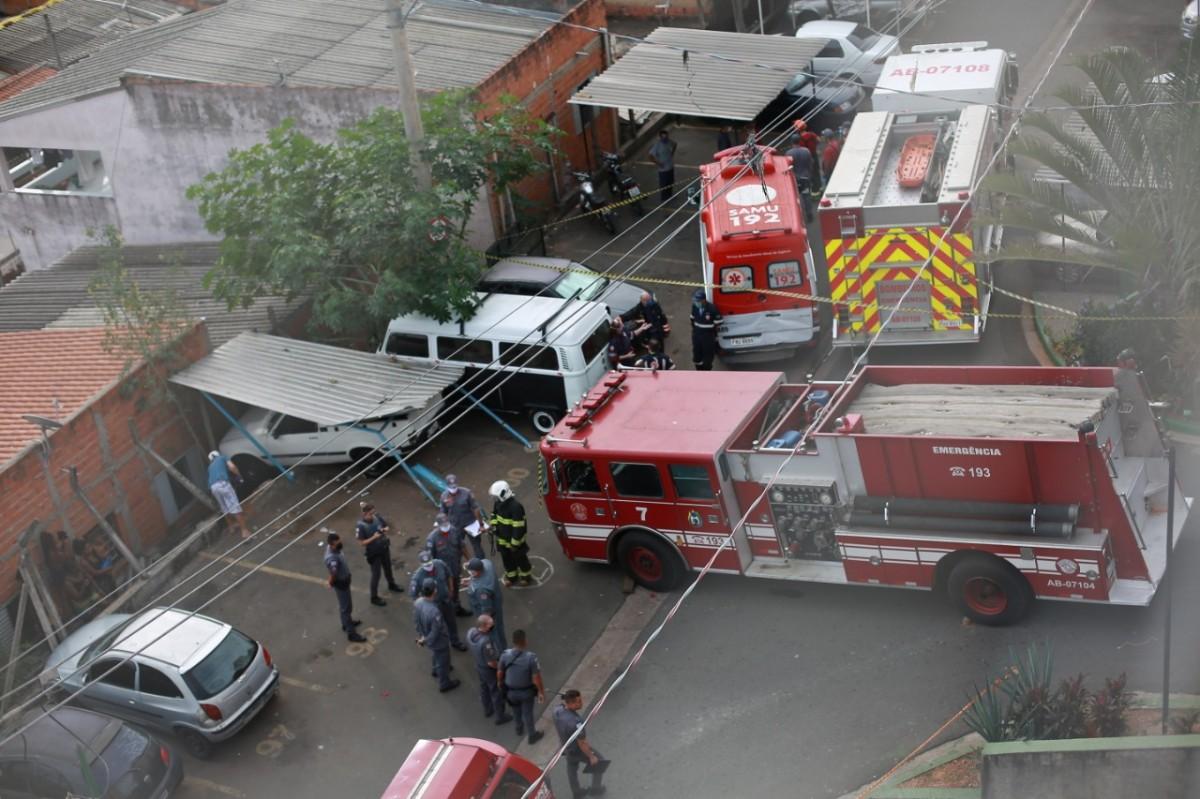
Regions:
[[794, 19, 900, 87], [218, 402, 442, 481], [1184, 0, 1197, 38]]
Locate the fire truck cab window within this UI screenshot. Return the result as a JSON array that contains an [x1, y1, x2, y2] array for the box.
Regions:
[[719, 265, 754, 293], [558, 459, 601, 494], [610, 462, 664, 498], [768, 260, 803, 289], [669, 464, 716, 500]]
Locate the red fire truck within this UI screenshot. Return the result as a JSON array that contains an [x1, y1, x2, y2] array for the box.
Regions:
[[540, 366, 1188, 624], [698, 144, 819, 360], [382, 737, 552, 798]]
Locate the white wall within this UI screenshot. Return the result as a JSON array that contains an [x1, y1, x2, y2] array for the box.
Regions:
[[0, 82, 498, 270]]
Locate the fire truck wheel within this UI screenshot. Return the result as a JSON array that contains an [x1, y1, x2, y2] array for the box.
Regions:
[[616, 531, 683, 592], [947, 556, 1032, 626]]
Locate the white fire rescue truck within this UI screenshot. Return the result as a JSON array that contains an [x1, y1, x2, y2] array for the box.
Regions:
[[698, 144, 820, 360], [540, 365, 1188, 625], [819, 43, 1018, 346]]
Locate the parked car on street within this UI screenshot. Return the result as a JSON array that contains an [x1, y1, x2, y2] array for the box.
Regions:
[[0, 706, 182, 798], [43, 608, 279, 759], [758, 71, 868, 133], [788, 0, 930, 28], [217, 399, 444, 485], [1184, 0, 1197, 38], [793, 19, 900, 87], [478, 256, 645, 318]]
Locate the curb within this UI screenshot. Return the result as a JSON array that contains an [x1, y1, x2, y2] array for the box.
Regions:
[[841, 692, 1200, 799], [516, 586, 667, 764]]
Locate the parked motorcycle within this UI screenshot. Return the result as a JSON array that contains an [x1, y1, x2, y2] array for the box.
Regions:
[[602, 151, 645, 217], [573, 170, 618, 234]]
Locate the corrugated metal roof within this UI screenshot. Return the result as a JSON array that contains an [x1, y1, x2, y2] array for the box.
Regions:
[[169, 331, 465, 425], [0, 242, 307, 346], [0, 0, 559, 121], [0, 328, 128, 468], [0, 0, 183, 74], [570, 27, 826, 121]]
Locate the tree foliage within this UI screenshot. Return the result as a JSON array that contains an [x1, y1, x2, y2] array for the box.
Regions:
[[985, 45, 1200, 300], [187, 92, 559, 338], [88, 227, 192, 401]]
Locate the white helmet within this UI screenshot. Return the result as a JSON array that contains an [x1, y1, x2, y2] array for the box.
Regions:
[[489, 480, 512, 501]]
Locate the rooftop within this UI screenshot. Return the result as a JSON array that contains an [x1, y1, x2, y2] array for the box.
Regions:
[[547, 370, 783, 458], [0, 242, 306, 346], [0, 0, 184, 74], [0, 328, 129, 467], [0, 65, 57, 102], [0, 0, 562, 121]]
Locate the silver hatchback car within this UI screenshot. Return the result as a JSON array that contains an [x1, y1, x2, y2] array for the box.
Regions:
[[43, 607, 279, 759]]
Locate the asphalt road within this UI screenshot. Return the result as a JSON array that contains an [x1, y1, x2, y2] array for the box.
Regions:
[[551, 0, 1200, 798], [149, 1, 1194, 796]]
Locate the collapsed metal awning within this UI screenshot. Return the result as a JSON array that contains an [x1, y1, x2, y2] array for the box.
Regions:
[[169, 332, 464, 425], [571, 27, 827, 121]]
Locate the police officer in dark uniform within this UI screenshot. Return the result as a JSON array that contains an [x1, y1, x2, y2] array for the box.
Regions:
[[633, 339, 675, 371], [355, 502, 403, 607], [323, 533, 365, 643], [427, 512, 470, 616], [489, 481, 532, 586], [467, 614, 512, 724], [408, 551, 467, 650], [414, 579, 460, 693], [498, 629, 545, 744], [554, 689, 609, 798], [466, 557, 506, 649], [690, 288, 723, 370]]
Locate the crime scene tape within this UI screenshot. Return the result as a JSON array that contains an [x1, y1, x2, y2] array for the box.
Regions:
[[479, 252, 1200, 322], [526, 177, 695, 233]]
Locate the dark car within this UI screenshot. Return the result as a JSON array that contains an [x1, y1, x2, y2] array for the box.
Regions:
[[756, 72, 868, 136], [0, 706, 183, 798], [477, 256, 646, 318]]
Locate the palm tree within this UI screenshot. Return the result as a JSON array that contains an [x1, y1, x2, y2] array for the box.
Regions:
[[982, 43, 1200, 399]]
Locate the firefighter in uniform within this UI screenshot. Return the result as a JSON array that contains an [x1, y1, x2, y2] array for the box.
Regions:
[[489, 481, 532, 586], [690, 288, 723, 371]]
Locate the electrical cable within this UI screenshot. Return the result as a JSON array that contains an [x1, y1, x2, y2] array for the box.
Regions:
[[0, 0, 924, 730], [518, 0, 1098, 792]]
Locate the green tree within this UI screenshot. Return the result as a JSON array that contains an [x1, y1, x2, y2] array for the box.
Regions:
[[187, 92, 559, 339], [982, 45, 1200, 396]]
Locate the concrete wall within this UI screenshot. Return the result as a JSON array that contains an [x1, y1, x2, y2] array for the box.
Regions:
[[982, 735, 1200, 799], [0, 324, 210, 609]]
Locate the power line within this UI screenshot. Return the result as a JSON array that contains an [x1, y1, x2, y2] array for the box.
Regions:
[[0, 0, 917, 733], [520, 0, 1099, 792]]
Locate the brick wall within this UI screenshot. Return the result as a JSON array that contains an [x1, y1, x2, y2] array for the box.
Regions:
[[475, 0, 619, 229], [0, 324, 210, 607], [604, 0, 715, 19]]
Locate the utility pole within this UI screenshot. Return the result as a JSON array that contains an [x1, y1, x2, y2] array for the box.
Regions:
[[384, 0, 430, 189]]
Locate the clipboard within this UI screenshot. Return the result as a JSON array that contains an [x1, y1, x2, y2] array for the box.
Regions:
[[465, 521, 482, 538]]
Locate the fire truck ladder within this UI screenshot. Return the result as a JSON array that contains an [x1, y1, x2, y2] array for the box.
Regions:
[[837, 214, 864, 329]]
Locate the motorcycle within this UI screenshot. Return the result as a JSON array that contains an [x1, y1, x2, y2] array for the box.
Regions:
[[573, 171, 618, 234], [602, 151, 645, 217]]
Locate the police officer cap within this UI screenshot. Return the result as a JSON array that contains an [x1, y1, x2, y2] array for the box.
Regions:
[[692, 288, 706, 302], [421, 578, 437, 595], [467, 558, 484, 573], [418, 551, 432, 564], [435, 512, 450, 524]]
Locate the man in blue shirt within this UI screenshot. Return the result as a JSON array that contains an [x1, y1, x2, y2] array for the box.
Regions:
[[414, 580, 460, 693], [324, 533, 366, 643], [554, 689, 609, 798], [207, 451, 250, 539]]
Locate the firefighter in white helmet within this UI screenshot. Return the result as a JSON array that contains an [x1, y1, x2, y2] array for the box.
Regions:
[[489, 480, 532, 586]]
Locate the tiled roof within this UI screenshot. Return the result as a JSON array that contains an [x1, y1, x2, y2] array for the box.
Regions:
[[0, 328, 128, 468], [0, 0, 560, 121], [0, 0, 184, 74], [0, 66, 57, 101], [0, 242, 307, 346]]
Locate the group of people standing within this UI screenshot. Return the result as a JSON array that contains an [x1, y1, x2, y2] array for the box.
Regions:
[[785, 120, 846, 223]]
